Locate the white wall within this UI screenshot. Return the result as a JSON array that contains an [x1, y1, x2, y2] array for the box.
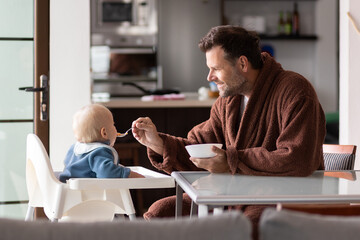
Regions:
[[158, 0, 221, 92], [314, 0, 338, 113], [50, 0, 91, 170], [339, 0, 360, 169]]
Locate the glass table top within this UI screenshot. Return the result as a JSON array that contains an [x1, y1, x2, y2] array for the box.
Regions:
[[171, 171, 360, 205]]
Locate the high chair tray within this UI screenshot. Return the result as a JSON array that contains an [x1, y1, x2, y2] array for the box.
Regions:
[[68, 166, 174, 190]]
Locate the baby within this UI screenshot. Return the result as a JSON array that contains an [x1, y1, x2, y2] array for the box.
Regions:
[[59, 104, 144, 183]]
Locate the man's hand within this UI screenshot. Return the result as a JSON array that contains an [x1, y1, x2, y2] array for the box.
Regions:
[[132, 117, 164, 155], [190, 146, 229, 173]]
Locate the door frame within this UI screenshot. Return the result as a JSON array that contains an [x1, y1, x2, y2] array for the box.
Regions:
[[34, 0, 49, 219], [34, 0, 49, 150]]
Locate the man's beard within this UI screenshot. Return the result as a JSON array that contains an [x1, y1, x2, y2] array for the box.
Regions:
[[219, 69, 247, 97]]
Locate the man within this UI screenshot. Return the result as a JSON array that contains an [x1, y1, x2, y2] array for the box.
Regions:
[[132, 25, 326, 236]]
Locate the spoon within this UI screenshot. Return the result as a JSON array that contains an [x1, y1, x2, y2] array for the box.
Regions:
[[117, 128, 132, 138]]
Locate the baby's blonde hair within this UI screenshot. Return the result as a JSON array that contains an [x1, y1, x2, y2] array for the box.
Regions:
[[72, 104, 111, 143]]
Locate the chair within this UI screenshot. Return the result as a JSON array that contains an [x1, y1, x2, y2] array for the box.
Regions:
[[280, 144, 357, 216], [323, 144, 357, 170], [25, 133, 136, 222]]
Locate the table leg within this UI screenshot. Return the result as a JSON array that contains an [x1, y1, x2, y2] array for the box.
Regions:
[[213, 207, 224, 215], [198, 204, 209, 217], [190, 200, 198, 218], [128, 213, 136, 221], [175, 182, 183, 219]]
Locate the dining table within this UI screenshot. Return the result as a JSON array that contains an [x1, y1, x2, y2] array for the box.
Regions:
[[171, 170, 360, 218]]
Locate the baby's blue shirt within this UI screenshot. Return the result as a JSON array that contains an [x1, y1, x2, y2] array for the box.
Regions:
[[59, 142, 130, 183]]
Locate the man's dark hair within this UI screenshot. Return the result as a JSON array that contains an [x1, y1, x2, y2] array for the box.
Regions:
[[199, 25, 263, 69]]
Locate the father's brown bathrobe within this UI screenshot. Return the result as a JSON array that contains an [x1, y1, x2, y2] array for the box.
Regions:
[[144, 53, 326, 235]]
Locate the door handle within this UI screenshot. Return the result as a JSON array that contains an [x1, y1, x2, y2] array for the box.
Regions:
[[19, 74, 49, 121], [18, 86, 46, 92]]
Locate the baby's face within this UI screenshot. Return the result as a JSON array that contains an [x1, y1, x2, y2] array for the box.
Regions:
[[103, 111, 117, 146]]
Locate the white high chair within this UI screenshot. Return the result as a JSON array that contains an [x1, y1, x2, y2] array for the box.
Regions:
[[25, 133, 136, 222]]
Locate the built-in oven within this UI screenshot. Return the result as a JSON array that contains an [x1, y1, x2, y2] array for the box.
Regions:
[[90, 0, 162, 98], [91, 46, 160, 97], [91, 0, 158, 47]]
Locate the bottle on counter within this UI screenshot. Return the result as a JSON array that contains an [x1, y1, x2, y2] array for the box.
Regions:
[[284, 11, 292, 35], [292, 2, 300, 35], [208, 82, 219, 98], [277, 11, 285, 35]]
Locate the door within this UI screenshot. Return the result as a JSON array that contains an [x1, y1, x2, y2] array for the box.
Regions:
[[0, 0, 49, 219]]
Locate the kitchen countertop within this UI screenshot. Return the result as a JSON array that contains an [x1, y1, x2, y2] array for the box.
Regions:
[[93, 92, 217, 108]]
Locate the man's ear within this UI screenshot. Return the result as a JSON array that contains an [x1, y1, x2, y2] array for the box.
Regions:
[[237, 55, 249, 72], [100, 127, 107, 139]]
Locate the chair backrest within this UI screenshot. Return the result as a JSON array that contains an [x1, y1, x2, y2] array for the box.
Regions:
[[260, 208, 360, 240], [323, 144, 357, 170], [26, 133, 67, 219]]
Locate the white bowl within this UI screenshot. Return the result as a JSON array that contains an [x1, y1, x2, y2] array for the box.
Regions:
[[185, 143, 223, 158]]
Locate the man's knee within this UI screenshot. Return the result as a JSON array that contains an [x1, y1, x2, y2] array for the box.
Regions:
[[143, 193, 192, 219]]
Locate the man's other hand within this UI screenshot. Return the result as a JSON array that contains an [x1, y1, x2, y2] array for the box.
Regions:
[[190, 146, 230, 173]]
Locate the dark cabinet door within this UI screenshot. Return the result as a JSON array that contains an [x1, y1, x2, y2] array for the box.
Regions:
[[166, 108, 211, 137]]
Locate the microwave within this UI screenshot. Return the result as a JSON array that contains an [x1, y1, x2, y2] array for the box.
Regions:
[[91, 0, 158, 47]]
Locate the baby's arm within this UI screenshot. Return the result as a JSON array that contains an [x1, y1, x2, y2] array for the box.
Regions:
[[89, 149, 137, 178], [90, 148, 145, 178], [128, 170, 145, 178]]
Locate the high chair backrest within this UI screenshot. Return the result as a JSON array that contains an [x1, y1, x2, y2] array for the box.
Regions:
[[26, 133, 67, 220]]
